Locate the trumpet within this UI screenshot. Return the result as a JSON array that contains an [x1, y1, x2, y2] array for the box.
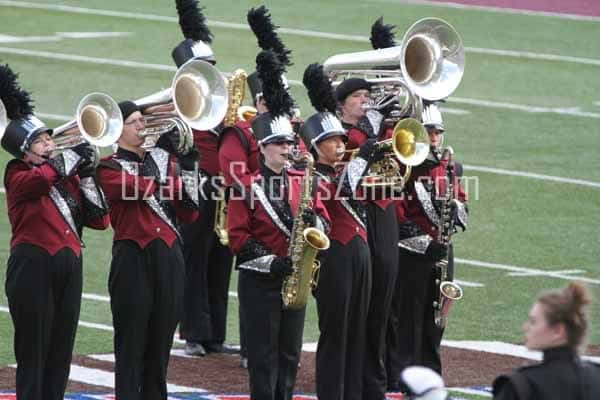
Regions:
[[52, 92, 123, 151]]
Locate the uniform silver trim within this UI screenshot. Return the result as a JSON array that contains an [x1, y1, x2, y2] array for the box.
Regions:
[[454, 199, 468, 229], [238, 254, 276, 273], [114, 158, 181, 240], [251, 182, 291, 238], [49, 186, 81, 243], [61, 149, 82, 176], [346, 157, 368, 193], [80, 177, 106, 209], [148, 148, 170, 184], [398, 234, 431, 254], [415, 180, 440, 226], [180, 169, 200, 206]]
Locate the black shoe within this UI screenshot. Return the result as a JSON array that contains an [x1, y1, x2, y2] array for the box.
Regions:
[[184, 342, 206, 357], [203, 342, 240, 354]]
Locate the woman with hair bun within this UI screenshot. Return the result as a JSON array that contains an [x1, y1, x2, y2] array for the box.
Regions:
[[493, 282, 600, 399]]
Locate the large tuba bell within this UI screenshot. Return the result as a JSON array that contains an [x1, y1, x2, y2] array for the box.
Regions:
[[324, 17, 464, 119], [52, 92, 123, 150], [136, 59, 228, 130], [135, 59, 228, 152]]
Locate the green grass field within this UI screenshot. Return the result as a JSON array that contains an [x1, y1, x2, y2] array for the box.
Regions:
[[0, 0, 599, 396]]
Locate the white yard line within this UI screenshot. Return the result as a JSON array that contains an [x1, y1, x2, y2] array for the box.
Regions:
[[2, 47, 600, 124], [1, 1, 599, 66], [454, 279, 484, 288], [5, 305, 600, 365], [442, 340, 600, 364], [369, 0, 600, 22], [48, 364, 207, 392], [456, 258, 600, 285], [462, 165, 600, 188], [450, 97, 600, 119], [0, 46, 177, 72]]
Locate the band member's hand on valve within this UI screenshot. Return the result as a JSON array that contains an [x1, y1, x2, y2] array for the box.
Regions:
[[155, 128, 199, 170], [76, 144, 98, 178], [270, 256, 294, 278], [425, 240, 448, 261], [48, 142, 96, 177], [357, 138, 386, 164]]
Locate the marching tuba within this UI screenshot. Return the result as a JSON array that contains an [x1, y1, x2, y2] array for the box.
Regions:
[[281, 153, 330, 310], [134, 59, 229, 152], [324, 17, 464, 121]]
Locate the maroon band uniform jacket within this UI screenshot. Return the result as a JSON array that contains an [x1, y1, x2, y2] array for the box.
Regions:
[[97, 148, 199, 249], [5, 159, 109, 256]]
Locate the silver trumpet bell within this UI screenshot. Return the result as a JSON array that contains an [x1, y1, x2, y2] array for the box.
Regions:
[[52, 92, 123, 149]]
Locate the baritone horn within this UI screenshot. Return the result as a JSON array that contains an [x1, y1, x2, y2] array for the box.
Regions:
[[52, 92, 123, 150]]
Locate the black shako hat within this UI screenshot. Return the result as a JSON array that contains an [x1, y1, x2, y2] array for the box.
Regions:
[[335, 77, 371, 103], [0, 64, 51, 159], [172, 0, 215, 67], [300, 63, 345, 150], [251, 50, 295, 145]]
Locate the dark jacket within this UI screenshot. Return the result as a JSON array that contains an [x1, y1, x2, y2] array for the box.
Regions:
[[492, 346, 600, 400]]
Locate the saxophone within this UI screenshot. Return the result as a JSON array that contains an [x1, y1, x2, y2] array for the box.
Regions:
[[223, 69, 248, 127], [281, 153, 330, 310], [433, 146, 463, 328], [213, 69, 249, 246]]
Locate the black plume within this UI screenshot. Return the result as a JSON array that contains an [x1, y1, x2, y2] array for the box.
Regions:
[[0, 64, 34, 120], [370, 17, 396, 49], [175, 0, 213, 43], [256, 50, 294, 117], [247, 5, 292, 66], [302, 63, 336, 113]]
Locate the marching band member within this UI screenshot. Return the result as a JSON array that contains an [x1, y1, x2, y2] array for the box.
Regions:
[[227, 50, 330, 400], [391, 104, 468, 383], [96, 100, 200, 399], [1, 64, 109, 400], [171, 0, 238, 357], [301, 63, 385, 400], [336, 76, 400, 399], [218, 70, 265, 369]]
